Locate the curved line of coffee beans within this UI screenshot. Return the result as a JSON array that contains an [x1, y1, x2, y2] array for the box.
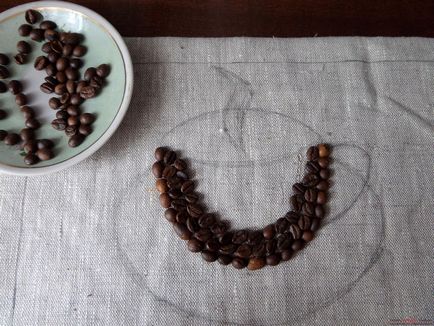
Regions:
[[152, 144, 331, 271]]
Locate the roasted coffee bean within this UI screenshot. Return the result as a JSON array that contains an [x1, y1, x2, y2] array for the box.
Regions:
[[159, 193, 171, 208], [210, 221, 229, 235], [68, 134, 85, 147], [307, 146, 319, 161], [0, 109, 6, 120], [291, 240, 304, 251], [33, 56, 48, 71], [0, 130, 7, 141], [96, 64, 110, 78], [198, 214, 216, 228], [265, 239, 277, 255], [162, 165, 177, 178], [79, 125, 92, 137], [30, 28, 44, 41], [25, 118, 40, 129], [47, 51, 59, 63], [217, 255, 232, 265], [70, 93, 83, 105], [14, 53, 27, 65], [51, 118, 67, 131], [166, 176, 182, 189], [232, 230, 248, 244], [0, 81, 7, 93], [302, 173, 320, 187], [0, 66, 9, 79], [67, 116, 79, 126], [316, 191, 327, 205], [277, 234, 291, 251], [251, 242, 266, 257], [44, 29, 58, 41], [84, 67, 97, 81], [263, 224, 275, 240], [319, 168, 330, 180], [36, 148, 53, 161], [289, 224, 302, 240], [56, 110, 69, 120], [17, 40, 31, 54], [306, 161, 320, 174], [4, 133, 20, 145], [247, 257, 265, 270], [72, 45, 86, 57], [316, 180, 329, 191], [218, 232, 233, 245], [61, 44, 73, 57], [318, 143, 330, 157], [292, 182, 306, 195], [302, 202, 315, 216], [65, 67, 79, 81], [89, 75, 103, 89], [152, 162, 164, 178], [154, 147, 167, 161], [275, 217, 290, 234], [164, 208, 177, 223], [24, 153, 39, 165], [205, 238, 220, 252], [219, 243, 236, 255], [172, 198, 188, 211], [173, 222, 191, 240], [8, 80, 22, 94], [187, 204, 203, 218], [62, 33, 82, 45], [185, 193, 199, 203], [304, 188, 317, 202], [66, 80, 76, 93], [155, 179, 169, 193], [315, 205, 325, 218], [201, 251, 217, 262], [163, 150, 177, 164], [281, 249, 293, 261], [25, 9, 41, 24], [290, 194, 304, 212], [318, 157, 329, 168], [310, 218, 321, 231], [37, 139, 54, 150], [187, 238, 203, 252], [168, 188, 182, 199], [234, 244, 252, 258], [20, 106, 34, 119], [194, 228, 212, 242], [15, 93, 27, 106], [176, 171, 188, 179], [48, 97, 61, 110], [54, 83, 67, 95], [56, 58, 69, 71], [186, 217, 200, 233], [69, 57, 83, 69], [247, 231, 263, 246], [40, 82, 55, 94], [174, 159, 187, 171], [176, 211, 188, 223], [79, 113, 95, 125], [41, 42, 51, 53], [298, 215, 311, 230], [23, 140, 38, 153], [232, 258, 247, 269], [266, 254, 281, 266], [20, 128, 34, 141], [65, 125, 78, 137], [181, 180, 194, 194], [0, 53, 9, 65], [302, 230, 314, 242], [18, 24, 32, 36], [80, 86, 96, 99], [285, 211, 299, 224], [40, 20, 56, 30]]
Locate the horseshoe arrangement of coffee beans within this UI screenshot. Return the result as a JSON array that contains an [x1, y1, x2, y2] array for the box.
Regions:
[[0, 9, 110, 165], [152, 144, 332, 270]]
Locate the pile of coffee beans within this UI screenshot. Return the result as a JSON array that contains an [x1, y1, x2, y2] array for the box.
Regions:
[[153, 144, 332, 270], [0, 9, 110, 165]]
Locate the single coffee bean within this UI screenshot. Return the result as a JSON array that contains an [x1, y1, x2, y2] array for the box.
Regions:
[[164, 208, 177, 223], [72, 45, 87, 57], [217, 255, 232, 265], [23, 140, 38, 153], [36, 148, 53, 161], [152, 162, 164, 178], [266, 254, 281, 266], [302, 202, 315, 216], [205, 238, 220, 252], [37, 139, 54, 150], [76, 81, 87, 93], [302, 173, 320, 187], [251, 242, 266, 257], [318, 157, 329, 168], [79, 124, 92, 136], [290, 194, 303, 212], [181, 180, 194, 194], [310, 218, 321, 231], [51, 118, 67, 131], [162, 165, 176, 178], [168, 188, 182, 199], [247, 230, 263, 246], [62, 44, 73, 56], [17, 40, 31, 54], [281, 249, 293, 261], [25, 118, 40, 129], [187, 204, 203, 218], [305, 161, 320, 174], [292, 182, 306, 195], [166, 177, 182, 190], [319, 168, 330, 180], [90, 75, 103, 89], [232, 258, 247, 269], [24, 153, 39, 165], [289, 224, 302, 240], [247, 257, 265, 270], [15, 93, 27, 106], [25, 9, 41, 24], [18, 24, 32, 37], [40, 20, 56, 30], [54, 83, 67, 95], [56, 58, 69, 71], [265, 239, 277, 255], [316, 191, 327, 205], [285, 211, 299, 224], [65, 67, 79, 81], [201, 251, 217, 262], [34, 56, 48, 70], [185, 193, 199, 203], [20, 128, 34, 141], [187, 238, 203, 252], [49, 97, 61, 110], [174, 159, 187, 171], [79, 113, 96, 125], [218, 232, 233, 245], [263, 224, 275, 240], [219, 243, 236, 255], [62, 33, 82, 45], [96, 64, 110, 78], [4, 133, 20, 145], [0, 81, 7, 93], [8, 80, 22, 94], [291, 240, 304, 252], [163, 150, 176, 164], [14, 53, 27, 65], [0, 66, 9, 79], [67, 116, 79, 127], [159, 193, 171, 208], [0, 130, 7, 141], [56, 110, 69, 120], [186, 217, 200, 233], [0, 53, 9, 65], [234, 244, 252, 258], [316, 180, 329, 191], [315, 205, 325, 218], [47, 51, 60, 63], [30, 28, 45, 41], [318, 144, 330, 157], [210, 221, 229, 235], [41, 42, 52, 53], [80, 86, 96, 99], [40, 82, 55, 94], [65, 125, 78, 137], [0, 109, 6, 120], [44, 29, 58, 41], [198, 214, 216, 228], [276, 234, 291, 251], [232, 230, 248, 244], [71, 57, 84, 69], [155, 179, 169, 193], [66, 80, 76, 94], [20, 106, 34, 119], [298, 215, 311, 230], [307, 146, 319, 161], [176, 211, 189, 223], [173, 222, 192, 240], [304, 188, 318, 202], [194, 228, 212, 242], [62, 93, 72, 105], [84, 67, 97, 81], [70, 93, 83, 105], [155, 147, 168, 161], [302, 230, 314, 242], [275, 217, 290, 234]]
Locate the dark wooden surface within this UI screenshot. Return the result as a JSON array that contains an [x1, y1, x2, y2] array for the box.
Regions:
[[2, 0, 434, 37]]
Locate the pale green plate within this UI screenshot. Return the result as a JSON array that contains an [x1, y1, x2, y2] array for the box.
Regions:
[[0, 1, 133, 175]]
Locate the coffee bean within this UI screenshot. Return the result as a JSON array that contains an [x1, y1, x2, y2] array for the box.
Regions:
[[40, 20, 56, 30], [14, 53, 27, 65], [159, 193, 171, 208], [310, 218, 321, 231], [72, 45, 87, 57], [54, 83, 67, 95], [172, 199, 188, 211], [176, 171, 188, 179], [218, 255, 232, 265], [319, 169, 330, 180], [168, 188, 182, 199], [175, 211, 188, 224], [30, 28, 44, 41], [155, 147, 168, 161], [162, 165, 176, 178], [0, 109, 6, 120], [90, 75, 103, 89], [201, 251, 217, 262], [289, 224, 302, 240], [174, 159, 187, 171], [187, 204, 203, 218], [210, 221, 229, 235], [186, 217, 200, 233], [65, 125, 78, 137], [281, 249, 293, 261], [23, 140, 38, 153], [79, 125, 92, 136], [290, 194, 303, 212], [84, 67, 97, 81], [56, 110, 69, 120], [232, 258, 247, 269], [219, 243, 236, 255], [40, 82, 55, 94], [0, 53, 9, 65], [25, 118, 40, 129], [247, 230, 263, 246], [62, 33, 82, 46], [79, 113, 95, 125], [187, 238, 203, 252], [41, 42, 51, 53], [52, 118, 67, 131], [36, 148, 53, 161], [166, 176, 182, 189], [318, 157, 329, 168], [152, 162, 164, 178], [194, 228, 212, 242], [20, 128, 34, 141], [46, 64, 57, 76], [0, 81, 6, 93], [302, 173, 320, 187], [65, 67, 79, 81], [247, 257, 265, 270], [37, 139, 54, 150], [76, 81, 87, 93], [56, 58, 69, 71], [0, 130, 7, 141], [265, 239, 277, 255], [173, 222, 191, 240], [68, 134, 85, 147], [47, 51, 60, 63], [291, 240, 304, 251], [266, 254, 281, 266], [198, 214, 216, 228], [44, 29, 58, 41], [302, 230, 314, 242], [315, 205, 325, 218], [47, 97, 60, 110], [25, 9, 41, 24], [155, 179, 168, 193], [18, 24, 32, 36], [185, 193, 199, 203], [4, 133, 20, 145], [277, 234, 291, 251], [275, 217, 290, 234], [316, 191, 327, 205], [80, 86, 96, 99], [263, 224, 275, 240], [218, 232, 233, 245], [17, 41, 31, 54], [61, 44, 73, 57], [70, 94, 83, 105], [181, 180, 194, 194], [96, 64, 110, 78], [306, 161, 320, 174], [20, 106, 34, 119], [316, 180, 329, 191], [34, 56, 49, 70], [292, 182, 306, 195], [285, 211, 299, 223], [298, 215, 311, 230], [205, 238, 220, 252], [234, 244, 252, 258], [0, 66, 9, 79], [232, 230, 248, 244], [251, 242, 266, 257], [318, 144, 330, 157], [15, 93, 27, 106], [302, 202, 315, 216], [24, 153, 39, 165], [163, 150, 176, 164], [307, 146, 319, 161], [304, 188, 317, 202], [164, 208, 177, 223], [8, 80, 22, 94]]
